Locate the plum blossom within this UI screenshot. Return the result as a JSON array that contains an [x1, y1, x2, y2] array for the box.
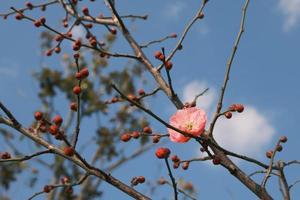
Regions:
[[168, 107, 207, 143]]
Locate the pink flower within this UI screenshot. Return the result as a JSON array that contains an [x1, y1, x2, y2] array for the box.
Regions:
[[168, 107, 207, 143]]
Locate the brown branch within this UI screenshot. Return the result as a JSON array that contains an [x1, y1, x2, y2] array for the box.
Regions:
[[105, 0, 184, 109]]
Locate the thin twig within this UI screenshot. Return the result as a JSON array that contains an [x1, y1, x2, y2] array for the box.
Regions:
[[0, 1, 59, 17], [72, 57, 81, 149], [261, 139, 281, 187], [164, 158, 178, 200], [209, 0, 250, 136], [0, 150, 52, 163], [289, 180, 300, 191], [140, 35, 175, 48], [28, 173, 90, 200], [157, 0, 208, 71]]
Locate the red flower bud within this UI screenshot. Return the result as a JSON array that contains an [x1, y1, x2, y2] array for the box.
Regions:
[[63, 147, 75, 156], [155, 147, 170, 159], [120, 133, 131, 142], [34, 111, 43, 121]]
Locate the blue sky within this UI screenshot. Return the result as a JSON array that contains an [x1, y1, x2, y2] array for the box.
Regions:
[[0, 0, 300, 199]]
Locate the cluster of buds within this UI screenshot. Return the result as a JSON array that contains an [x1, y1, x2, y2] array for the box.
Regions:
[[34, 112, 66, 140], [224, 103, 245, 119], [75, 67, 89, 80], [131, 176, 146, 186], [33, 17, 46, 28], [120, 129, 143, 142], [105, 88, 147, 105], [171, 155, 181, 169], [265, 136, 288, 159], [154, 51, 173, 70]]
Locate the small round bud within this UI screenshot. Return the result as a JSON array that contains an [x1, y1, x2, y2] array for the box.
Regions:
[[52, 115, 63, 126], [110, 28, 117, 35], [212, 157, 221, 165], [182, 161, 189, 170], [152, 135, 160, 143], [165, 61, 173, 70], [70, 102, 77, 111], [235, 104, 244, 113], [15, 13, 23, 20], [49, 125, 59, 135], [280, 136, 288, 143], [63, 147, 74, 156], [143, 126, 152, 134], [1, 152, 11, 159], [34, 111, 43, 121], [138, 89, 145, 96], [198, 12, 205, 19], [173, 162, 180, 169], [73, 86, 81, 95], [154, 51, 162, 59], [34, 20, 42, 27], [80, 68, 89, 78], [155, 147, 170, 159], [170, 33, 177, 38], [266, 150, 273, 159], [137, 176, 145, 183], [43, 185, 53, 193], [82, 7, 90, 16], [171, 155, 180, 163], [121, 133, 131, 142], [131, 131, 140, 139], [54, 47, 61, 54], [276, 145, 283, 152], [225, 112, 232, 119]]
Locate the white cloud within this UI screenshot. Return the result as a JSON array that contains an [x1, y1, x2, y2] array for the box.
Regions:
[[214, 106, 275, 157], [278, 0, 300, 32], [183, 80, 275, 158], [164, 2, 186, 19], [182, 80, 216, 112]]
